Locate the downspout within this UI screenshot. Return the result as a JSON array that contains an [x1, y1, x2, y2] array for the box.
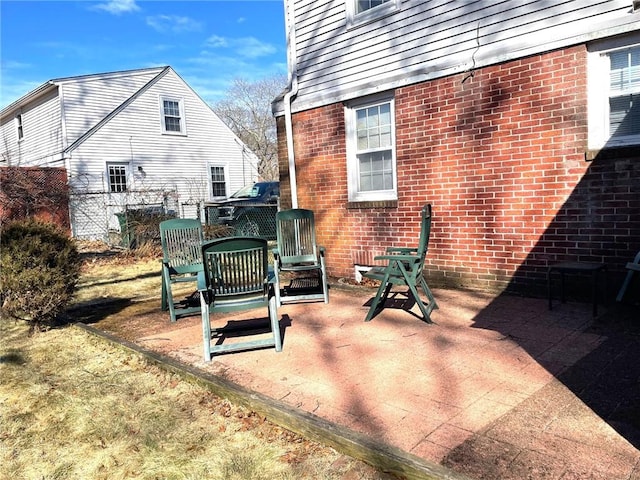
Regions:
[[283, 0, 299, 208]]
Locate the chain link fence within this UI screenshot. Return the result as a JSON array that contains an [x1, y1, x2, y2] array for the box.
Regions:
[[69, 190, 203, 247], [204, 202, 278, 241]]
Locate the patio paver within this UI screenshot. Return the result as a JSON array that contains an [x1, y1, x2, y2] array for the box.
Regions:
[[105, 284, 640, 480]]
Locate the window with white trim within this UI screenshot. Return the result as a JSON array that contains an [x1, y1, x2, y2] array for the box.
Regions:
[[588, 35, 640, 149], [347, 0, 400, 27], [357, 0, 390, 13], [107, 162, 129, 193], [160, 96, 186, 135], [345, 95, 397, 202], [16, 114, 24, 140], [209, 165, 228, 198]]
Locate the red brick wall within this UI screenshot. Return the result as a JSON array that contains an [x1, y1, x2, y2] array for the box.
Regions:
[[277, 45, 640, 296]]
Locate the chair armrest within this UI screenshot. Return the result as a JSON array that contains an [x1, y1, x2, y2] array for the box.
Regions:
[[196, 270, 207, 290], [319, 246, 326, 255], [373, 254, 420, 262], [198, 287, 213, 304], [386, 247, 417, 254]]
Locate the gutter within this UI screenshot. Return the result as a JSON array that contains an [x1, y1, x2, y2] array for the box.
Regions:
[[283, 0, 299, 209]]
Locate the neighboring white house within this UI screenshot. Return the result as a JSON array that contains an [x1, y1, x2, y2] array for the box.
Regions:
[[0, 66, 260, 241]]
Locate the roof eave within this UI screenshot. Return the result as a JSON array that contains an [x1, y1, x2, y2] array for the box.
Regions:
[[0, 81, 57, 119]]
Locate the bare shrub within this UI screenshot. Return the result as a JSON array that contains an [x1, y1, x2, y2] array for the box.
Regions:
[[0, 220, 80, 331]]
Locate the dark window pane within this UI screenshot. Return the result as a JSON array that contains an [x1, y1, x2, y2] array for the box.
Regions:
[[610, 94, 640, 138]]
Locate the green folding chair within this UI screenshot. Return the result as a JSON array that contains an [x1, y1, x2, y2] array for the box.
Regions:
[[363, 204, 438, 323], [272, 208, 329, 307], [160, 218, 205, 322], [199, 237, 282, 361]]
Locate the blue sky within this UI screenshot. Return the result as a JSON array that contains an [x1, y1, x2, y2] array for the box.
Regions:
[[0, 0, 288, 108]]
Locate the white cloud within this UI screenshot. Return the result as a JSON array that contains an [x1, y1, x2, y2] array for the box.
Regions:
[[93, 0, 140, 15], [205, 35, 228, 48], [235, 37, 276, 59], [203, 35, 276, 59], [146, 15, 203, 33]]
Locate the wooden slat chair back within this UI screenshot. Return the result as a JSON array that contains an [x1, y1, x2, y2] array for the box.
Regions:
[[160, 218, 204, 322], [363, 204, 438, 323], [200, 237, 282, 361], [273, 208, 329, 306], [616, 250, 640, 302]]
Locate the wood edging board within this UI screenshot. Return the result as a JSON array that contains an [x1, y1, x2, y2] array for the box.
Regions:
[[75, 322, 473, 480]]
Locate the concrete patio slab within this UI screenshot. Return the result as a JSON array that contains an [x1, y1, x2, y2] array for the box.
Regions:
[[90, 283, 640, 479]]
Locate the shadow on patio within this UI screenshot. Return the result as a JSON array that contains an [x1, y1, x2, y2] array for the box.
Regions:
[[441, 148, 640, 478]]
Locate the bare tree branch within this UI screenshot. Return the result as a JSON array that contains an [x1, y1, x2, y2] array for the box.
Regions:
[[213, 75, 286, 181]]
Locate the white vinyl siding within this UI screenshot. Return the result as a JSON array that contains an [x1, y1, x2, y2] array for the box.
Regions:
[[66, 69, 258, 218], [345, 95, 396, 202], [0, 88, 64, 167], [588, 32, 640, 149], [284, 0, 638, 115], [60, 69, 160, 145]]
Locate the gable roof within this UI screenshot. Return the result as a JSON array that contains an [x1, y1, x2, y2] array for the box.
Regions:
[[0, 66, 168, 119], [63, 66, 171, 153]]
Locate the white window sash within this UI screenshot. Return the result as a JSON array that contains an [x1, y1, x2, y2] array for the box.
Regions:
[[209, 164, 229, 200], [16, 114, 24, 141], [588, 34, 640, 150], [159, 96, 187, 135], [106, 162, 130, 193], [345, 96, 397, 202], [346, 0, 400, 28]]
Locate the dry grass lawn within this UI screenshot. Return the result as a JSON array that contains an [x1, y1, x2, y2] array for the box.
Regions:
[[0, 243, 392, 480]]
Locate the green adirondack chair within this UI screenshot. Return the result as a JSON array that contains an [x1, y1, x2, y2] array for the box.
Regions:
[[160, 218, 205, 322], [199, 237, 282, 361], [363, 204, 438, 323], [616, 250, 640, 302], [272, 208, 329, 307]]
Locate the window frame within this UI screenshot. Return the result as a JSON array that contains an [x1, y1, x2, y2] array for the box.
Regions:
[[344, 93, 397, 203], [209, 164, 229, 200], [587, 33, 640, 150], [16, 113, 24, 141], [106, 162, 130, 193], [159, 96, 187, 135], [346, 0, 400, 28]]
